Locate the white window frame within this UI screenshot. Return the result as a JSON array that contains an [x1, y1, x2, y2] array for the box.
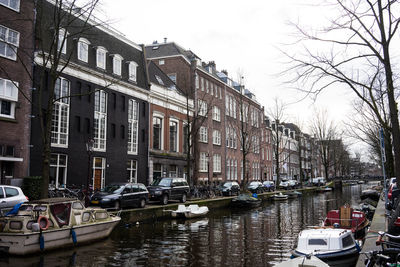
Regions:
[[213, 154, 221, 173], [96, 46, 107, 69], [199, 126, 208, 143], [113, 54, 123, 75], [127, 160, 137, 183], [94, 90, 107, 151], [152, 115, 164, 150], [198, 99, 207, 116], [77, 37, 90, 63], [0, 78, 18, 119], [128, 99, 139, 155], [57, 28, 68, 54], [199, 152, 208, 172], [128, 61, 138, 82], [159, 59, 165, 65], [169, 118, 179, 152], [0, 25, 19, 60], [50, 153, 68, 189], [51, 77, 70, 147], [0, 0, 20, 11], [213, 130, 221, 145], [212, 106, 221, 122]]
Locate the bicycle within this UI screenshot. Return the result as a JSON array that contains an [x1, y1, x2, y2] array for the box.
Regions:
[[363, 231, 400, 266]]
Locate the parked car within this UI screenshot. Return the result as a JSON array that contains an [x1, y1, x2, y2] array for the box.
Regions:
[[0, 185, 29, 211], [90, 183, 149, 209], [220, 181, 240, 196], [279, 181, 289, 189], [247, 181, 264, 193], [262, 181, 275, 191], [287, 180, 298, 189], [312, 177, 326, 186], [147, 177, 190, 205]]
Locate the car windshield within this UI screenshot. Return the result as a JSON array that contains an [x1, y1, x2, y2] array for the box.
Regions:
[[151, 178, 172, 187], [249, 182, 258, 186], [102, 184, 124, 194], [223, 182, 232, 187]]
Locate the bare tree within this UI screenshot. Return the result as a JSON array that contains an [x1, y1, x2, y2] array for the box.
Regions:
[[284, 0, 400, 180]]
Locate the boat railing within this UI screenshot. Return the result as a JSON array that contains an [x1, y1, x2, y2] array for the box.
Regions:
[[325, 217, 362, 230]]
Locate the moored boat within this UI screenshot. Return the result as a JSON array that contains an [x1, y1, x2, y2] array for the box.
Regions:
[[274, 255, 329, 267], [272, 192, 289, 201], [171, 204, 209, 219], [231, 194, 261, 208], [292, 228, 360, 267], [0, 198, 121, 255], [287, 191, 302, 198], [322, 204, 369, 239]]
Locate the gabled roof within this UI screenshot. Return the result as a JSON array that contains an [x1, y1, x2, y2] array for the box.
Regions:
[[147, 61, 184, 94], [145, 42, 200, 62]]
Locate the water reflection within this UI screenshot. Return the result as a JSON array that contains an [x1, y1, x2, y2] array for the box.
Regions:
[[0, 184, 368, 267]]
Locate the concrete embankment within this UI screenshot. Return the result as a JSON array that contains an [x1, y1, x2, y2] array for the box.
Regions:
[[111, 187, 318, 224], [356, 198, 387, 266]]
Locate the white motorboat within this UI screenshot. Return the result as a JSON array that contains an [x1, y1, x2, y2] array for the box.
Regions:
[[272, 193, 289, 201], [171, 204, 209, 219], [0, 198, 121, 255], [292, 228, 360, 267], [274, 255, 329, 267]]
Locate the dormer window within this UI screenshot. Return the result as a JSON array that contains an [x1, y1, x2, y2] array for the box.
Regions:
[[57, 28, 68, 54], [77, 37, 90, 63], [113, 54, 123, 75], [96, 46, 107, 69], [0, 0, 20, 12], [128, 61, 138, 82]]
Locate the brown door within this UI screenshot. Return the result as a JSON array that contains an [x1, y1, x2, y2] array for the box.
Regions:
[[94, 169, 102, 190]]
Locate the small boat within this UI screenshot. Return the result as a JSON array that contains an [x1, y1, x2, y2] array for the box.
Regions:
[[318, 187, 332, 193], [292, 228, 360, 267], [231, 194, 261, 208], [287, 191, 302, 198], [171, 204, 209, 219], [272, 192, 289, 200], [360, 189, 380, 202], [0, 198, 121, 255], [322, 204, 369, 239], [274, 255, 329, 267]]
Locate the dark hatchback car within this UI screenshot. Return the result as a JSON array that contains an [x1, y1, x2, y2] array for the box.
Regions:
[[147, 177, 190, 205], [90, 183, 149, 210], [220, 181, 240, 196]]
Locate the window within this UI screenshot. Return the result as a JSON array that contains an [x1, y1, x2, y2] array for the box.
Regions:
[[153, 117, 163, 150], [0, 25, 19, 60], [213, 154, 221, 173], [198, 100, 207, 116], [128, 99, 139, 154], [77, 38, 90, 62], [226, 158, 230, 180], [129, 61, 138, 82], [0, 0, 20, 11], [51, 77, 70, 146], [168, 74, 176, 83], [169, 120, 178, 152], [0, 78, 18, 119], [213, 130, 221, 145], [127, 160, 137, 183], [206, 80, 209, 93], [199, 126, 208, 143], [201, 77, 204, 91], [159, 59, 164, 65], [113, 54, 123, 75], [195, 74, 199, 89], [153, 163, 162, 180], [96, 47, 107, 69], [212, 106, 220, 121], [199, 152, 208, 172], [183, 123, 189, 154], [94, 90, 107, 151], [57, 28, 67, 54], [50, 154, 67, 188]]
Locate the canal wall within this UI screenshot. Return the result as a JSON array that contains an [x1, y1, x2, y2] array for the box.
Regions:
[[356, 197, 387, 266]]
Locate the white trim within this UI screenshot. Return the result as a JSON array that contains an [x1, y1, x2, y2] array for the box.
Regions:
[[96, 46, 107, 69], [77, 37, 90, 62], [0, 156, 23, 162], [112, 54, 123, 76], [146, 54, 191, 65], [149, 83, 193, 116], [0, 0, 20, 12], [169, 118, 179, 153], [152, 114, 164, 150]]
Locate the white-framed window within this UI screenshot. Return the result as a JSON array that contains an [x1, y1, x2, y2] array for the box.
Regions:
[[212, 106, 221, 121], [168, 73, 176, 83], [198, 100, 207, 116], [93, 157, 106, 190], [51, 77, 70, 146], [96, 46, 107, 69], [199, 152, 208, 172], [0, 0, 19, 11], [0, 78, 18, 119], [57, 28, 68, 54], [113, 54, 123, 75], [94, 90, 107, 151], [128, 99, 139, 154], [128, 61, 138, 82], [225, 95, 229, 115], [210, 83, 213, 95], [226, 158, 230, 180], [50, 154, 68, 188], [195, 74, 199, 89], [213, 130, 221, 145], [127, 160, 137, 183], [233, 160, 238, 179], [153, 116, 163, 150], [201, 77, 204, 91], [219, 87, 222, 99], [213, 154, 221, 173], [159, 59, 165, 65], [77, 37, 90, 62], [169, 119, 178, 152], [206, 80, 209, 93], [199, 126, 208, 143], [0, 25, 19, 60]]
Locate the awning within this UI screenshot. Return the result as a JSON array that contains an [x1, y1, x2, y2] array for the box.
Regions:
[[0, 156, 23, 162]]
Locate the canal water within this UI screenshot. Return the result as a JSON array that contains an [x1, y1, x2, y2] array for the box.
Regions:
[[0, 184, 369, 267]]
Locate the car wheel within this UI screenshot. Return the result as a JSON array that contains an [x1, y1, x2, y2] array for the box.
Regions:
[[181, 193, 187, 203], [161, 194, 169, 205], [114, 201, 121, 210], [139, 199, 146, 208]]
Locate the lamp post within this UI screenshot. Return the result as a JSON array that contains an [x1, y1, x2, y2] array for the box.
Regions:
[[85, 138, 94, 207]]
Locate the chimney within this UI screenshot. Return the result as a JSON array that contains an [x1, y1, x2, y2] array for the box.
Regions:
[[221, 69, 228, 76], [164, 37, 167, 43], [152, 40, 158, 44]]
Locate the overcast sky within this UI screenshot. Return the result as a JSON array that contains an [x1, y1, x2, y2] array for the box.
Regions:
[[99, 0, 356, 142]]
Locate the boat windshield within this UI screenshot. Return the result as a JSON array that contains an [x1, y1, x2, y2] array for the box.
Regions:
[[102, 185, 124, 194], [151, 178, 172, 187]]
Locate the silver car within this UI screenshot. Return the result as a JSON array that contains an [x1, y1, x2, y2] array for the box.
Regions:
[[0, 185, 28, 209]]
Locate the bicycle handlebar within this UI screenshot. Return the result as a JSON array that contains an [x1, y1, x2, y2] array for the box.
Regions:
[[378, 231, 400, 240]]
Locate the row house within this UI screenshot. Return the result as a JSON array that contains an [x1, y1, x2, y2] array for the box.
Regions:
[[147, 61, 194, 182], [0, 0, 35, 185], [146, 40, 269, 185], [29, 0, 149, 189]]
